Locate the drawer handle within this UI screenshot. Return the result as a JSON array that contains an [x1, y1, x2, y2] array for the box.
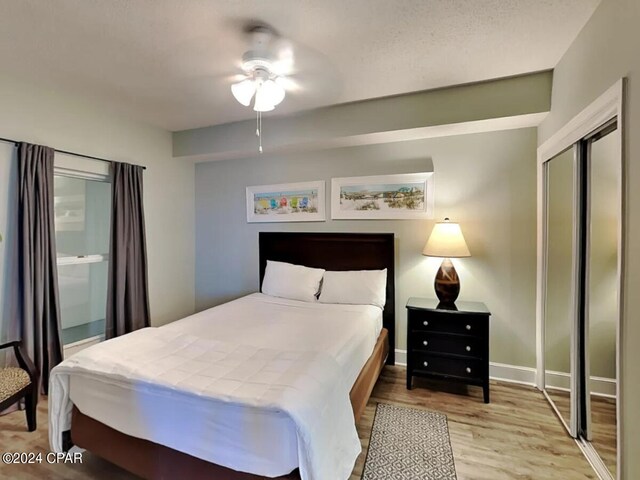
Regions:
[[423, 320, 429, 326], [466, 324, 472, 331], [466, 346, 471, 352], [466, 367, 471, 373], [422, 340, 429, 346], [423, 361, 429, 367]]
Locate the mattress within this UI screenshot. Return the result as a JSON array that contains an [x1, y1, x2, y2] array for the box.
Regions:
[[67, 293, 382, 477]]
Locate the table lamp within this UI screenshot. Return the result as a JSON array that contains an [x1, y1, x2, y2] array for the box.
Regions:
[[422, 217, 471, 304]]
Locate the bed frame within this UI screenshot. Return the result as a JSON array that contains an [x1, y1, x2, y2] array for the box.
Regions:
[[70, 232, 395, 480], [258, 232, 395, 365]]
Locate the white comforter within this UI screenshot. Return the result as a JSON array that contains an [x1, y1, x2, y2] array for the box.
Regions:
[[49, 294, 382, 480]]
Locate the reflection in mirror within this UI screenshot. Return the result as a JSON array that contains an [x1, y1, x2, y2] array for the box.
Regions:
[[544, 147, 575, 432], [587, 130, 618, 477]]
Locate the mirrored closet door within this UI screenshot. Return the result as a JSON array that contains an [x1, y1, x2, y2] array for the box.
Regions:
[[583, 125, 619, 478], [541, 119, 620, 480], [544, 146, 577, 434]]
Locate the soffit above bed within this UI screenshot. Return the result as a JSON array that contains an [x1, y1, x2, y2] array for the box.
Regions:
[[0, 0, 598, 131], [173, 71, 552, 162]]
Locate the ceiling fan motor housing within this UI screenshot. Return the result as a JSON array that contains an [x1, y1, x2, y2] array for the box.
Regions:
[[241, 24, 280, 77], [241, 53, 277, 79]]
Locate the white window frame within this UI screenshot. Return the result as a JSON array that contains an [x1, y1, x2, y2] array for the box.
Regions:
[[54, 159, 111, 267], [54, 158, 111, 351]]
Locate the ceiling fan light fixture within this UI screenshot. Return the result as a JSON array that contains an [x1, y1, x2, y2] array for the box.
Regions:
[[253, 84, 276, 112], [230, 24, 295, 152], [231, 79, 256, 106], [261, 78, 285, 106]]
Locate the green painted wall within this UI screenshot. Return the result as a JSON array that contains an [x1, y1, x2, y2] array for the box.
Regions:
[[195, 128, 538, 368]]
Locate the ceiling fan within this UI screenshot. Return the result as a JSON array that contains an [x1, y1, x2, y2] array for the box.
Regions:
[[230, 24, 294, 114], [228, 22, 338, 153]]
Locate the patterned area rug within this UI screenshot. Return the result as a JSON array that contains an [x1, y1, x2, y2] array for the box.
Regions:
[[362, 403, 457, 480]]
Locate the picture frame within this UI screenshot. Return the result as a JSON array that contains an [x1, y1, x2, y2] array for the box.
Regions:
[[331, 172, 434, 220], [246, 181, 326, 223]]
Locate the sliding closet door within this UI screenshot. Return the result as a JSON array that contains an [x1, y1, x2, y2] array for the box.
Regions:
[[542, 120, 620, 479], [543, 146, 577, 435], [539, 83, 623, 480], [583, 126, 619, 478]]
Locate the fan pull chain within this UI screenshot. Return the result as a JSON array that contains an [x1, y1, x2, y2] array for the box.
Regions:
[[256, 111, 263, 153], [259, 112, 263, 153]]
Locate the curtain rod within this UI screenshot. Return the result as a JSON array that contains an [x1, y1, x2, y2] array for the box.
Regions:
[[0, 136, 147, 170]]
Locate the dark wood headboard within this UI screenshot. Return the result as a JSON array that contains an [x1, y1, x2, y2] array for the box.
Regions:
[[259, 232, 395, 365]]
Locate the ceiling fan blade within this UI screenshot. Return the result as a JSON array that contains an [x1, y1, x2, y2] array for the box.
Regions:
[[285, 69, 342, 104], [270, 38, 295, 76], [275, 75, 300, 92], [282, 37, 342, 102], [229, 72, 249, 83], [206, 71, 248, 84]]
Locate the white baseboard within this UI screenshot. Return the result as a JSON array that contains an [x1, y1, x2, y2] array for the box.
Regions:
[[395, 349, 408, 366], [489, 361, 537, 386], [395, 349, 536, 386], [545, 369, 616, 398]]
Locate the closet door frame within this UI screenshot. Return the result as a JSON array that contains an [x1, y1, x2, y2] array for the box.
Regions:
[[536, 79, 624, 480]]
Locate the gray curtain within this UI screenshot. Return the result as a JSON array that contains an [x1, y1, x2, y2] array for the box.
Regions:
[[106, 162, 150, 339], [18, 142, 63, 394]]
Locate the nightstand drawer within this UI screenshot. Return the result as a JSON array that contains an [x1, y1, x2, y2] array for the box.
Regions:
[[411, 333, 485, 358], [413, 353, 483, 380], [406, 298, 491, 402], [409, 310, 488, 336]]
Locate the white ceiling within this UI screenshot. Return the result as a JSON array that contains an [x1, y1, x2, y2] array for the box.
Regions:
[[0, 0, 599, 131]]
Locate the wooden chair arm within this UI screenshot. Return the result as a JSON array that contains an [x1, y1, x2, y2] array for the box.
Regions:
[[0, 340, 20, 350], [13, 344, 38, 386]]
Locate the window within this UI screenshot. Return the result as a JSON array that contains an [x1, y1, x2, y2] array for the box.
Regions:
[[54, 172, 111, 345]]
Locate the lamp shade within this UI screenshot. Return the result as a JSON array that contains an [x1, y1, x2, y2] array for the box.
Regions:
[[422, 218, 471, 258], [253, 83, 276, 112], [231, 79, 256, 106], [261, 79, 285, 106]]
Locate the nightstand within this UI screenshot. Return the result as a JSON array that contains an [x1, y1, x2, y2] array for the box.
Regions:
[[406, 297, 491, 403]]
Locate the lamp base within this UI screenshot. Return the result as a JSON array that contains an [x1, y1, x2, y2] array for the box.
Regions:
[[434, 258, 460, 304]]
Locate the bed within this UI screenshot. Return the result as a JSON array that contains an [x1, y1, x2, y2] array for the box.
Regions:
[[49, 232, 395, 480]]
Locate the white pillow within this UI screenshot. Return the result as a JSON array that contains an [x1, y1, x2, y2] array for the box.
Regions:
[[318, 269, 387, 309], [261, 260, 325, 302]]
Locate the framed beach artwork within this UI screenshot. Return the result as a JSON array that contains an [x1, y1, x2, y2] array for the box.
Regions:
[[331, 172, 434, 220], [246, 181, 326, 223]]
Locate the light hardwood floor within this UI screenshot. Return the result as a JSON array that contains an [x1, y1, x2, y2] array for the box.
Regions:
[[353, 367, 598, 479], [546, 387, 617, 477], [591, 395, 617, 477], [0, 366, 597, 479]]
